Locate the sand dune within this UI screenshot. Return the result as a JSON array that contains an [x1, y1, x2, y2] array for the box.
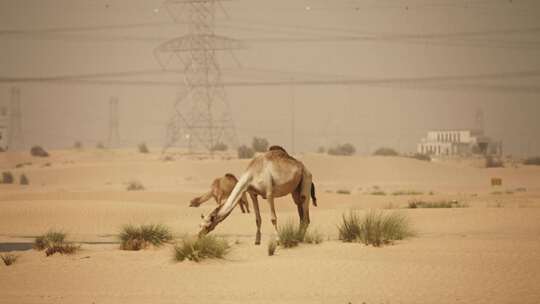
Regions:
[[1, 150, 540, 303]]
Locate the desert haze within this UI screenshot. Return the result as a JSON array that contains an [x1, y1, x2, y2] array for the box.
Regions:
[[1, 148, 540, 303]]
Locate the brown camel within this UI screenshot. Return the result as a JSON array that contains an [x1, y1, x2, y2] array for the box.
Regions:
[[189, 173, 250, 214], [198, 146, 317, 245]]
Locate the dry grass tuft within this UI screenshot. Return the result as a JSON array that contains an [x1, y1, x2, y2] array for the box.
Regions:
[[336, 189, 351, 195], [338, 210, 414, 246], [126, 180, 145, 191], [119, 224, 172, 250], [278, 221, 324, 248], [408, 200, 468, 208], [34, 230, 80, 256], [1, 171, 14, 184], [1, 253, 18, 266], [267, 239, 278, 256], [174, 235, 230, 262]]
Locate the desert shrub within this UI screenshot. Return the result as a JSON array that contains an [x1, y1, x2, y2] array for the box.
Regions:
[[30, 146, 49, 157], [339, 211, 414, 246], [33, 230, 79, 256], [15, 162, 31, 168], [1, 171, 14, 184], [317, 146, 326, 153], [336, 189, 351, 195], [126, 180, 145, 191], [392, 190, 423, 196], [138, 143, 149, 154], [19, 174, 29, 185], [485, 156, 503, 168], [410, 153, 431, 162], [119, 224, 172, 250], [523, 157, 540, 166], [73, 141, 83, 149], [370, 190, 387, 196], [303, 229, 324, 244], [373, 147, 398, 156], [251, 137, 269, 152], [267, 239, 277, 256], [211, 142, 228, 152], [338, 212, 362, 242], [96, 142, 105, 149], [408, 200, 467, 208], [237, 145, 255, 159], [328, 143, 356, 156], [277, 221, 323, 248], [1, 254, 18, 266], [174, 235, 230, 262]]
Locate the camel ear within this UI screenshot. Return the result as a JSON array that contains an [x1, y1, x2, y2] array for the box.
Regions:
[[200, 213, 205, 219]]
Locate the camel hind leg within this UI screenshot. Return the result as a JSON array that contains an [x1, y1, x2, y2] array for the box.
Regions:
[[249, 192, 262, 245]]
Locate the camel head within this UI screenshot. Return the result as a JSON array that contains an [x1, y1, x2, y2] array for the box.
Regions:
[[198, 206, 222, 237]]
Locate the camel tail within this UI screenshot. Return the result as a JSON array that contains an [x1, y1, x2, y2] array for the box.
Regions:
[[311, 182, 317, 207], [215, 172, 253, 221]]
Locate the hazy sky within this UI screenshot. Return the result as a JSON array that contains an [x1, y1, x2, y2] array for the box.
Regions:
[[1, 0, 539, 155]]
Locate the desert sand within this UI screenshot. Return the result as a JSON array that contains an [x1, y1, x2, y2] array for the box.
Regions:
[[1, 149, 540, 304]]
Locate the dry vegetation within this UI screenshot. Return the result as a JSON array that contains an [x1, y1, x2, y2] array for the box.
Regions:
[[174, 235, 230, 262], [277, 221, 323, 248], [392, 190, 423, 196], [1, 253, 18, 266], [33, 231, 80, 256], [237, 145, 255, 159], [338, 211, 414, 246], [138, 143, 150, 154], [119, 224, 172, 250], [408, 200, 468, 208], [126, 180, 145, 191], [30, 145, 49, 157], [1, 171, 14, 184]]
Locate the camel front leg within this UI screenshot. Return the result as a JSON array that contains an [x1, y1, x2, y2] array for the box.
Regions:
[[249, 192, 262, 245], [300, 170, 313, 230]]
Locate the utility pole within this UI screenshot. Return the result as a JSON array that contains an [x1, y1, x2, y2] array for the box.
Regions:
[[155, 0, 242, 153], [8, 86, 24, 150], [107, 97, 120, 148]]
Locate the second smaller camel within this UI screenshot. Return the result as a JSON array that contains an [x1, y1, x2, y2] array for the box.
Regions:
[[189, 173, 250, 213]]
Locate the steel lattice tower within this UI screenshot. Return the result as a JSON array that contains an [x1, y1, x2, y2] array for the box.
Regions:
[[107, 97, 120, 148], [8, 86, 24, 150], [155, 0, 242, 153]]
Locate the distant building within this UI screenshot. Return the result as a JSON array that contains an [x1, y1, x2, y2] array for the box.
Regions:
[[417, 129, 502, 156], [0, 104, 8, 150]]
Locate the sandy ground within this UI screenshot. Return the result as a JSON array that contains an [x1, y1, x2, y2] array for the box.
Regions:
[[1, 149, 540, 304]]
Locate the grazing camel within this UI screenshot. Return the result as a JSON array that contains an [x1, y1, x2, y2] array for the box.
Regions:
[[189, 173, 250, 214], [198, 146, 317, 245]]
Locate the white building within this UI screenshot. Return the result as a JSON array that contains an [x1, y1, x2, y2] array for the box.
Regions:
[[0, 104, 8, 150], [417, 129, 502, 156]]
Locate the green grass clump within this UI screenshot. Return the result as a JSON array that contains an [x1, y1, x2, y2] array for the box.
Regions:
[[338, 211, 414, 246], [407, 200, 467, 208], [1, 253, 18, 266], [277, 221, 324, 248], [392, 190, 423, 196], [119, 224, 173, 250], [33, 230, 80, 256], [174, 235, 230, 262], [303, 229, 324, 244]]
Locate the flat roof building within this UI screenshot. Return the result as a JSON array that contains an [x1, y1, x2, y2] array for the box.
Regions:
[[418, 129, 502, 156]]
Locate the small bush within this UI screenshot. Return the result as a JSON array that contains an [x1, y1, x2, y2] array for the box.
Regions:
[[1, 171, 14, 184], [317, 146, 326, 153], [252, 137, 269, 153], [523, 157, 540, 165], [408, 200, 467, 208], [211, 142, 228, 152], [339, 211, 414, 246], [373, 147, 398, 156], [96, 142, 105, 149], [138, 143, 150, 154], [267, 239, 277, 256], [237, 145, 255, 159], [19, 174, 29, 185], [15, 162, 31, 168], [392, 190, 423, 196], [30, 146, 49, 157], [336, 189, 351, 195], [126, 180, 145, 191], [328, 143, 356, 156], [119, 224, 172, 250], [485, 156, 504, 168], [1, 253, 18, 266], [73, 141, 83, 149], [370, 191, 387, 196], [33, 230, 79, 256], [174, 235, 230, 262], [303, 229, 324, 244], [277, 221, 323, 248], [410, 153, 431, 162]]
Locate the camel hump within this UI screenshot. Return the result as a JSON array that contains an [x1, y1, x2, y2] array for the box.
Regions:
[[268, 145, 288, 154], [224, 173, 238, 181]]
